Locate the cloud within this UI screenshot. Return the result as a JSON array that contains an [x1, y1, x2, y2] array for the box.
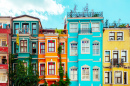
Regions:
[[0, 0, 65, 20]]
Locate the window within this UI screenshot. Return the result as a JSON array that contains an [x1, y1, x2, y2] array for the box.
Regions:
[[70, 43, 77, 56], [32, 43, 36, 54], [104, 71, 112, 84], [0, 72, 7, 82], [2, 39, 6, 46], [40, 64, 45, 76], [32, 63, 36, 74], [70, 23, 78, 32], [117, 32, 123, 40], [14, 23, 19, 34], [20, 40, 27, 53], [93, 68, 99, 81], [0, 56, 6, 64], [14, 42, 18, 53], [93, 42, 99, 55], [121, 51, 127, 62], [113, 51, 119, 65], [48, 62, 55, 75], [115, 71, 122, 84], [32, 23, 36, 34], [48, 40, 55, 52], [60, 43, 65, 54], [3, 23, 7, 28], [92, 23, 100, 31], [40, 43, 45, 54], [124, 72, 127, 84], [109, 32, 115, 40], [0, 23, 2, 28], [81, 67, 89, 80], [70, 67, 77, 80], [22, 23, 29, 34], [81, 40, 90, 53], [13, 63, 18, 72], [23, 62, 27, 72], [105, 51, 110, 62]]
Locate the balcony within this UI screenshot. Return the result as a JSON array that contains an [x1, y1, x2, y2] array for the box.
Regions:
[[111, 58, 124, 67], [15, 28, 30, 34], [67, 12, 103, 18], [39, 29, 67, 34], [103, 23, 130, 28], [78, 28, 92, 34]]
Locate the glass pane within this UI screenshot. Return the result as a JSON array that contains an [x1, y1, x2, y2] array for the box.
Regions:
[[49, 70, 51, 74], [52, 48, 54, 52], [52, 70, 54, 74], [121, 51, 126, 56], [110, 33, 114, 36], [32, 24, 36, 29], [105, 51, 110, 56], [49, 43, 51, 47], [52, 43, 54, 47], [70, 75, 73, 79], [82, 48, 85, 53], [49, 65, 51, 69], [113, 54, 117, 59], [49, 48, 51, 52], [52, 65, 54, 69], [21, 41, 23, 46], [33, 30, 36, 34]]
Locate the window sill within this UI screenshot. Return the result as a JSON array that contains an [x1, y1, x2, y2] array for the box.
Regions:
[[81, 79, 90, 81], [81, 53, 90, 54]]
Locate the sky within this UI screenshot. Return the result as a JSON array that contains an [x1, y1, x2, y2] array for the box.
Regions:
[[0, 0, 130, 29]]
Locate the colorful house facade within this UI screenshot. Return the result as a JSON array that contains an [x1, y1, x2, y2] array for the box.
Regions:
[[103, 24, 130, 86], [0, 16, 11, 86], [67, 12, 103, 86], [38, 28, 68, 86], [11, 15, 42, 84]]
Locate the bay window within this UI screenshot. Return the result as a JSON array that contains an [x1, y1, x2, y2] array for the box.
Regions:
[[70, 43, 77, 56], [70, 23, 78, 32], [48, 40, 55, 52], [20, 40, 27, 53], [81, 40, 90, 54], [48, 62, 55, 75], [93, 42, 100, 55]]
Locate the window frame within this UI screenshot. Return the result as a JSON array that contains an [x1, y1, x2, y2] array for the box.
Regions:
[[109, 32, 115, 41], [93, 41, 100, 55], [124, 71, 128, 84], [48, 62, 55, 75], [20, 40, 27, 53], [48, 40, 55, 52], [32, 63, 36, 75], [69, 23, 78, 33], [81, 65, 90, 81], [70, 42, 78, 56], [32, 23, 37, 34], [40, 63, 45, 76], [32, 43, 36, 54], [70, 66, 78, 80], [81, 39, 90, 54], [60, 42, 65, 54], [114, 71, 122, 84], [121, 50, 127, 63], [14, 23, 19, 34], [117, 32, 123, 40], [40, 42, 45, 54], [93, 67, 100, 81], [0, 70, 7, 83], [91, 22, 100, 32], [104, 50, 111, 63]]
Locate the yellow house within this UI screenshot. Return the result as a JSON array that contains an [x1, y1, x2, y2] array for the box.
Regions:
[[103, 26, 130, 86]]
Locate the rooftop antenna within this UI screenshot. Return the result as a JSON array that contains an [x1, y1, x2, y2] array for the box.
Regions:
[[83, 3, 89, 16], [118, 18, 121, 24], [73, 4, 77, 12]]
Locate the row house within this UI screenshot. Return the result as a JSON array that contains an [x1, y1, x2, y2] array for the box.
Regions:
[[0, 17, 11, 86], [11, 15, 42, 85], [38, 28, 68, 86], [103, 23, 130, 86], [67, 12, 103, 86]]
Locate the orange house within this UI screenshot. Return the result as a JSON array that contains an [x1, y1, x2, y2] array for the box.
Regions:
[[38, 29, 68, 86]]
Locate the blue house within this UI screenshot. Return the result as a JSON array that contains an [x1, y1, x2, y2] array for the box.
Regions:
[[67, 12, 103, 86], [11, 15, 42, 75]]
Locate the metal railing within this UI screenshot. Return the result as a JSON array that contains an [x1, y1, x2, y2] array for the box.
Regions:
[[67, 12, 103, 18], [15, 28, 30, 34], [111, 58, 124, 67], [103, 23, 130, 28], [78, 28, 92, 34]]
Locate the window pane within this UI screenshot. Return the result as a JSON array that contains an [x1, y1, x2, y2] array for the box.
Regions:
[[110, 33, 114, 36], [52, 43, 54, 47], [49, 43, 51, 47], [49, 48, 51, 52], [52, 70, 54, 74], [33, 30, 36, 34], [52, 65, 54, 69], [49, 65, 51, 69]]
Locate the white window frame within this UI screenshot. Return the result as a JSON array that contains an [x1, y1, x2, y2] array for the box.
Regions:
[[104, 50, 111, 63], [114, 71, 123, 84], [93, 41, 100, 56], [104, 71, 112, 84], [93, 66, 100, 81], [112, 50, 119, 63], [121, 50, 128, 63], [39, 62, 45, 76], [91, 22, 100, 32], [81, 38, 90, 54], [117, 31, 124, 41], [69, 23, 78, 33], [70, 41, 78, 56], [109, 32, 115, 41], [70, 66, 78, 81], [47, 61, 56, 75], [81, 65, 90, 81], [0, 69, 7, 83]]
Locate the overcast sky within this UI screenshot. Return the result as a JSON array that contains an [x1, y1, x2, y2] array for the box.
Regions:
[[0, 0, 129, 29]]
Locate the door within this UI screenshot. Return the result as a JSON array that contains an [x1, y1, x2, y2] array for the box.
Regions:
[[113, 51, 118, 65]]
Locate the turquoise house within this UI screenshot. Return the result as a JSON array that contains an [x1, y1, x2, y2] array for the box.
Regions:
[[67, 12, 103, 86], [11, 15, 42, 74]]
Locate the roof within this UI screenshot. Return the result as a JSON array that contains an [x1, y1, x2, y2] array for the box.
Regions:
[[12, 15, 40, 20]]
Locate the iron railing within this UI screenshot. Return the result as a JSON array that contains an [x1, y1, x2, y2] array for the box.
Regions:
[[111, 58, 124, 67], [103, 23, 130, 28], [67, 12, 103, 18], [78, 28, 92, 34], [15, 28, 30, 34]]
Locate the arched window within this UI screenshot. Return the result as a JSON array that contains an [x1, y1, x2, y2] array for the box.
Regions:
[[93, 41, 100, 55], [81, 65, 90, 80]]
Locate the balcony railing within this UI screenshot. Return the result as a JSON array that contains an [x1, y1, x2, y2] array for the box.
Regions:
[[78, 28, 92, 34], [15, 28, 30, 34], [40, 29, 67, 34], [111, 58, 124, 67], [104, 23, 130, 28], [67, 12, 103, 18]]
